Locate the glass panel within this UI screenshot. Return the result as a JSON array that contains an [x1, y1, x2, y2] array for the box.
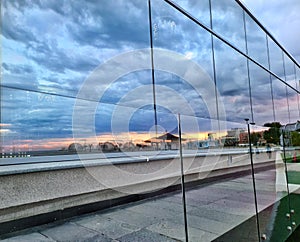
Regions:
[[245, 13, 268, 68], [152, 0, 213, 75], [296, 65, 300, 116], [1, 0, 152, 155], [1, 86, 74, 154], [175, 0, 211, 27], [248, 63, 292, 240], [151, 0, 217, 121], [287, 87, 300, 123], [185, 119, 261, 241], [211, 0, 246, 52], [284, 88, 300, 234], [268, 37, 285, 79], [213, 37, 251, 123], [1, 0, 150, 98], [273, 79, 290, 124], [284, 54, 297, 90], [253, 121, 292, 241], [249, 62, 275, 125]]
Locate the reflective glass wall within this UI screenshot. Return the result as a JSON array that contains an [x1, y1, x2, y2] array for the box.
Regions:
[[1, 0, 300, 241]]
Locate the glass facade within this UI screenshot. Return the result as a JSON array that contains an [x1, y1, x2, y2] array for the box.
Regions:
[[1, 0, 300, 241]]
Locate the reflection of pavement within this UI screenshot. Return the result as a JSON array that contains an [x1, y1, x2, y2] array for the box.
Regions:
[[275, 151, 300, 195], [2, 169, 280, 242]]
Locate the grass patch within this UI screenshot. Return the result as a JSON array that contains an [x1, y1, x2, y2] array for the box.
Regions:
[[270, 194, 300, 242], [282, 153, 300, 163], [288, 171, 300, 185]]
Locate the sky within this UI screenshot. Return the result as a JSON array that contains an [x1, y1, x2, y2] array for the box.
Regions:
[[1, 0, 300, 151]]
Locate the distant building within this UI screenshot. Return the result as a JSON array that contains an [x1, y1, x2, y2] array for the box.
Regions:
[[239, 132, 248, 144], [280, 121, 300, 146], [281, 121, 300, 132], [221, 128, 246, 146], [68, 143, 83, 151], [98, 142, 119, 152], [227, 128, 246, 140], [145, 132, 181, 150]]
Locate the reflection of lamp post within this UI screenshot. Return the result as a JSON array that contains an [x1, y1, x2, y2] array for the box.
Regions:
[[178, 114, 188, 242], [281, 128, 293, 230], [245, 119, 262, 241]]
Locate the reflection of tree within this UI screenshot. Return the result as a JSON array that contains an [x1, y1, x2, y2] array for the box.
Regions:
[[263, 122, 282, 145], [250, 133, 261, 146], [291, 131, 300, 146]]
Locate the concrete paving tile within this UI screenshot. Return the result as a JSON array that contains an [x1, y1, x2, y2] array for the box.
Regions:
[[146, 220, 218, 242], [1, 232, 55, 242], [188, 207, 248, 226], [183, 214, 234, 235], [40, 222, 111, 242], [117, 228, 178, 242], [199, 199, 255, 217], [141, 199, 195, 214], [159, 195, 187, 205], [184, 190, 228, 204], [101, 208, 160, 228], [213, 182, 254, 192], [229, 191, 277, 209], [214, 198, 256, 211], [125, 202, 184, 222], [73, 214, 140, 239]]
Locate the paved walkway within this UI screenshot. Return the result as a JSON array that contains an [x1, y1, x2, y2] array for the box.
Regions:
[[3, 166, 293, 242]]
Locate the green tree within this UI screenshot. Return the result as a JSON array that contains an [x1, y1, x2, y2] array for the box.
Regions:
[[250, 133, 261, 146], [263, 122, 282, 145], [291, 131, 300, 146]]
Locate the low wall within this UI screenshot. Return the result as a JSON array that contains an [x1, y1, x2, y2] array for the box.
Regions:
[[0, 150, 275, 235]]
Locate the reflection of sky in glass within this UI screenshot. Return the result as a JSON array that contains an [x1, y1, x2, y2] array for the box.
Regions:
[[249, 62, 274, 125], [214, 37, 251, 123], [268, 37, 285, 78], [1, 0, 299, 151], [245, 13, 268, 68], [272, 79, 290, 124], [211, 0, 246, 52]]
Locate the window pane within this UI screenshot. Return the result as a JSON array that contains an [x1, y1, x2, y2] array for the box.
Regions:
[[268, 37, 284, 79], [213, 37, 251, 123], [152, 0, 217, 120], [249, 62, 275, 125], [273, 79, 290, 124], [211, 0, 246, 52], [245, 13, 268, 68], [176, 0, 211, 27]]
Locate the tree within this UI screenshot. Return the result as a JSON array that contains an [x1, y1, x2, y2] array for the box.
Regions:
[[263, 122, 282, 145], [250, 133, 261, 146], [291, 132, 300, 146]]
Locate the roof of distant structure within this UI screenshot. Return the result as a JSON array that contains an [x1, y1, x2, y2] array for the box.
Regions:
[[144, 132, 185, 143], [281, 121, 300, 132]]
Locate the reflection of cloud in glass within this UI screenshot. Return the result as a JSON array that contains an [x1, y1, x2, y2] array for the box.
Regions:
[[1, 0, 299, 152]]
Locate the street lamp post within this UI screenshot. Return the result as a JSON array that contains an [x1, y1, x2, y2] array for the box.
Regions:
[[245, 118, 262, 241]]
